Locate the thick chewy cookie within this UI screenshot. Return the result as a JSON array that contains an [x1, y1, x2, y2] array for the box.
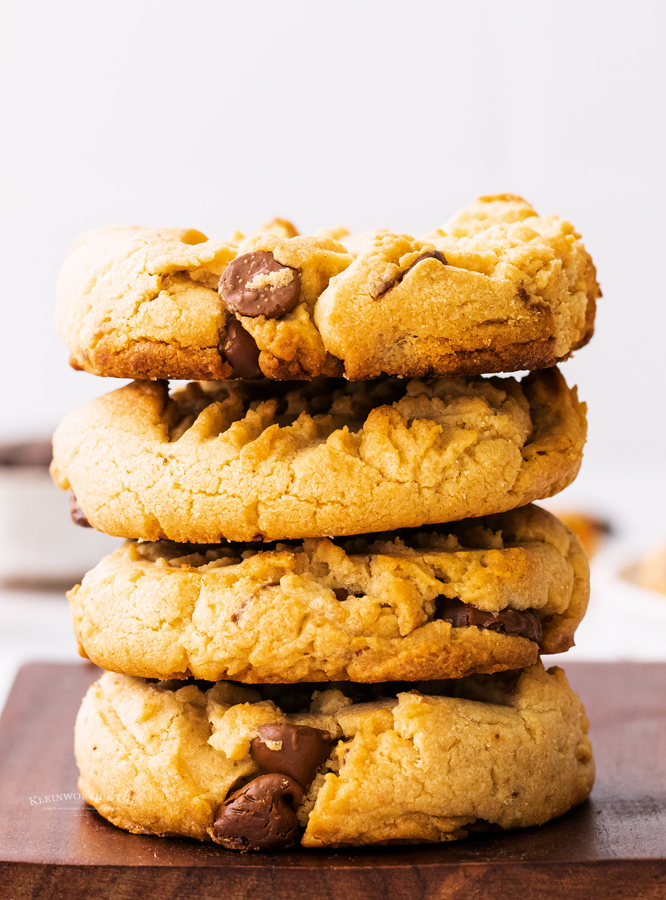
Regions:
[[57, 195, 599, 381], [75, 662, 594, 849], [70, 505, 589, 683], [51, 368, 586, 543], [57, 224, 351, 381], [317, 194, 599, 378]]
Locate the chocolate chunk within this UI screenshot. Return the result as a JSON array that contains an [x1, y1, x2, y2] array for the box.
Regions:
[[219, 251, 301, 318], [213, 773, 303, 850], [436, 597, 542, 643], [222, 317, 262, 378], [69, 491, 91, 528], [377, 249, 447, 297], [251, 724, 333, 789]]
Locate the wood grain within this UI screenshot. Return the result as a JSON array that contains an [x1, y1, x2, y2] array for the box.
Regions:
[[1, 661, 665, 899]]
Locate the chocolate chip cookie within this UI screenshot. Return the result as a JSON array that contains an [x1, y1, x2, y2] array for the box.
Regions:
[[57, 225, 350, 381], [57, 195, 599, 382], [69, 505, 589, 683], [75, 662, 594, 849], [50, 367, 586, 543]]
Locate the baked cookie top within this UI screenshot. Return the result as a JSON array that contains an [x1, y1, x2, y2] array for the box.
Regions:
[[70, 505, 589, 684], [75, 662, 594, 849], [57, 195, 599, 381], [51, 368, 586, 543]]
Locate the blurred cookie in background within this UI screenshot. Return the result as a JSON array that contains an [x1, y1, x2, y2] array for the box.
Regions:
[[548, 510, 613, 560], [623, 544, 666, 596]]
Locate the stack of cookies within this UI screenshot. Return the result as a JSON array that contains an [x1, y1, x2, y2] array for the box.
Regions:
[[51, 194, 598, 850]]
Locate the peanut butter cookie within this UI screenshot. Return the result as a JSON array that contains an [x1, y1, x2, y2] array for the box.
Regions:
[[51, 369, 586, 543], [57, 195, 599, 381], [75, 662, 594, 849], [69, 505, 589, 683]]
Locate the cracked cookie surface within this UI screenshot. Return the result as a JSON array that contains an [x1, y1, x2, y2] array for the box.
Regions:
[[57, 225, 238, 381], [51, 368, 586, 543], [317, 194, 599, 378], [57, 195, 599, 381], [75, 662, 594, 848], [70, 505, 589, 683], [57, 224, 351, 381]]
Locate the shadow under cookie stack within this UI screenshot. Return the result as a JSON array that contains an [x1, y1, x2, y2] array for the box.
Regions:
[[51, 194, 598, 851]]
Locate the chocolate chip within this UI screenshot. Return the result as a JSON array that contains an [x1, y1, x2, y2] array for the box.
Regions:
[[222, 317, 262, 378], [436, 597, 542, 643], [219, 251, 301, 318], [251, 724, 333, 789], [69, 491, 91, 528], [213, 773, 303, 850], [402, 249, 447, 278], [376, 249, 447, 297]]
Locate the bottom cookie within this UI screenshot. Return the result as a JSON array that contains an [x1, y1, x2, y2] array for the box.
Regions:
[[75, 662, 594, 849]]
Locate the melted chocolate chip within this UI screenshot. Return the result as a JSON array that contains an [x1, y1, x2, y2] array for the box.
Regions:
[[402, 249, 447, 277], [251, 724, 333, 789], [213, 773, 302, 850], [219, 251, 301, 318], [377, 249, 447, 297], [222, 317, 262, 378], [69, 491, 91, 528], [436, 597, 542, 643]]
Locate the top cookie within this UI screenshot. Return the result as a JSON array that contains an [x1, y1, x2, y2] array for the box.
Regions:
[[57, 195, 599, 381]]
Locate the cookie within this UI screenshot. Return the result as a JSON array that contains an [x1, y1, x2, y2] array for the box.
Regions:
[[75, 662, 594, 849], [69, 505, 589, 683], [50, 367, 586, 543], [317, 194, 599, 378], [57, 195, 599, 382], [628, 543, 666, 595], [57, 226, 238, 381], [57, 225, 351, 381]]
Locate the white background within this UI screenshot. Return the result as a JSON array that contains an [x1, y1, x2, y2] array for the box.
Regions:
[[2, 0, 665, 464], [0, 1, 665, 706]]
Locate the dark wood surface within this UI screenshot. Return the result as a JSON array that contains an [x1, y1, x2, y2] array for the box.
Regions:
[[1, 661, 665, 899]]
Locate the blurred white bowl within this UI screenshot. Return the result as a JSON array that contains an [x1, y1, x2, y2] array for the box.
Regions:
[[0, 443, 119, 588]]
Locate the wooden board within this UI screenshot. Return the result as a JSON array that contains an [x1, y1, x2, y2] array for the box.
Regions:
[[0, 661, 665, 899]]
